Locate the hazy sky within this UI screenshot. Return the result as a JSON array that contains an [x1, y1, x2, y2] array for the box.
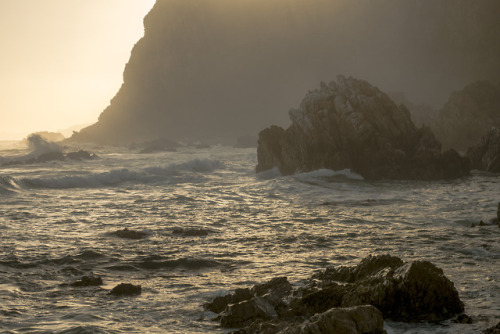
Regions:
[[0, 0, 156, 140]]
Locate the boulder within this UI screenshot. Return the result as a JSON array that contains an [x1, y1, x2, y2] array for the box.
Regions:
[[256, 76, 470, 180], [206, 255, 464, 332], [467, 127, 500, 172], [220, 296, 278, 328], [484, 321, 500, 334], [109, 283, 142, 296], [279, 305, 384, 334], [66, 150, 97, 161], [110, 228, 147, 240], [70, 275, 103, 287]]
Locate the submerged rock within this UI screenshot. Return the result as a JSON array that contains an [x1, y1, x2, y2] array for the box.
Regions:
[[205, 255, 464, 332], [110, 228, 147, 240], [109, 283, 142, 296], [70, 275, 103, 287], [467, 127, 500, 173], [256, 76, 470, 180]]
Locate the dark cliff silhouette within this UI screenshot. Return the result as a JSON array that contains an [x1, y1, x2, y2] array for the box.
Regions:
[[71, 0, 500, 145]]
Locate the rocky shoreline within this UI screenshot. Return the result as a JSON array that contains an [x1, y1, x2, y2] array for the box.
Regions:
[[204, 254, 485, 333]]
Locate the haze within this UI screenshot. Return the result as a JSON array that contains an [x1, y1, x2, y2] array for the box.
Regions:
[[0, 0, 155, 140]]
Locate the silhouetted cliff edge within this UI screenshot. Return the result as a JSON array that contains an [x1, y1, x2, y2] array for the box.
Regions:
[[71, 0, 500, 145]]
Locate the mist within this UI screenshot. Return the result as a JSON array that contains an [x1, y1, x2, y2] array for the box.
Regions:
[[72, 0, 500, 145]]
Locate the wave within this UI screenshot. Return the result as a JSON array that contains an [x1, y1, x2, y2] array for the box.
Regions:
[[18, 158, 224, 189], [0, 175, 21, 195], [296, 168, 364, 181]]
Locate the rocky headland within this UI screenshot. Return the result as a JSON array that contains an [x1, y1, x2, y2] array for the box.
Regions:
[[256, 76, 470, 180], [205, 255, 465, 333], [68, 0, 500, 146]]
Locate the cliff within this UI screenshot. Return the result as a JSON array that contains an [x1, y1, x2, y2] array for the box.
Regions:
[[71, 0, 500, 145]]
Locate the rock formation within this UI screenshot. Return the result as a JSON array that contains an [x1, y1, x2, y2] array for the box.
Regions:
[[467, 127, 500, 173], [256, 76, 470, 180], [434, 81, 500, 151], [69, 0, 500, 145], [205, 255, 464, 333]]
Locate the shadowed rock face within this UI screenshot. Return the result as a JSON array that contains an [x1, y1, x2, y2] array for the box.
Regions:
[[256, 76, 470, 180], [435, 81, 500, 152], [467, 127, 500, 173], [69, 0, 500, 146]]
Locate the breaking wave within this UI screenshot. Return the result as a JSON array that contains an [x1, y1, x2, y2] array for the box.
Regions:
[[0, 175, 20, 195], [19, 158, 224, 189]]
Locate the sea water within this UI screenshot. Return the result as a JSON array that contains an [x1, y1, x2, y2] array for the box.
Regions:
[[0, 145, 499, 333]]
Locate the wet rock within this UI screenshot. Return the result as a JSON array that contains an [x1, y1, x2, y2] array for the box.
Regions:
[[484, 321, 500, 334], [467, 127, 500, 172], [110, 228, 147, 240], [256, 76, 470, 180], [220, 296, 278, 328], [454, 313, 473, 324], [66, 150, 97, 160], [206, 288, 253, 314], [172, 228, 209, 237], [109, 283, 141, 296], [206, 255, 463, 332], [280, 305, 384, 334], [70, 275, 103, 287]]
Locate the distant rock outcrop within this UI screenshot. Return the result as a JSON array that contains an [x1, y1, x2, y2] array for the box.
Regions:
[[256, 76, 470, 180], [69, 0, 500, 146], [434, 81, 500, 151], [466, 127, 500, 173]]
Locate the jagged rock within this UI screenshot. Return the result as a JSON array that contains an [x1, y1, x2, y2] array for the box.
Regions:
[[206, 255, 463, 332], [484, 321, 500, 334], [454, 314, 473, 324], [110, 228, 147, 240], [467, 127, 500, 172], [256, 76, 470, 180], [206, 288, 253, 314], [279, 305, 384, 334], [220, 296, 278, 328], [109, 283, 141, 296], [435, 81, 500, 151]]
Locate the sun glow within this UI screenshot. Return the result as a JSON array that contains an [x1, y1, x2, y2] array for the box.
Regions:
[[0, 0, 156, 140]]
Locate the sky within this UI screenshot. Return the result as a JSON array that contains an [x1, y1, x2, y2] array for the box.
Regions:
[[0, 0, 156, 140]]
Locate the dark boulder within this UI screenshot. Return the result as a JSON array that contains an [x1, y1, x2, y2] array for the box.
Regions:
[[66, 150, 97, 161], [70, 275, 103, 287], [256, 76, 470, 180], [36, 151, 65, 163], [206, 288, 253, 314], [467, 127, 500, 173], [110, 228, 147, 240], [484, 321, 500, 334], [109, 283, 142, 296], [280, 305, 384, 334], [220, 296, 278, 328]]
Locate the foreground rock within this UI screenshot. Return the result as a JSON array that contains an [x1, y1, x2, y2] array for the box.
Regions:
[[205, 255, 464, 333], [109, 283, 141, 296], [467, 127, 500, 173], [280, 306, 384, 334], [485, 321, 500, 334], [256, 76, 470, 180]]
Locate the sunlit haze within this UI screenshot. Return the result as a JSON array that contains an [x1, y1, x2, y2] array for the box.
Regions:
[[0, 0, 156, 140]]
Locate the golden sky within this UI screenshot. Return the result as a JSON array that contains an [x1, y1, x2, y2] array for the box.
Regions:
[[0, 0, 156, 140]]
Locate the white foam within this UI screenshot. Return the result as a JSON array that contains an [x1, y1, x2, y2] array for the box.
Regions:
[[19, 158, 224, 189], [297, 168, 364, 181]]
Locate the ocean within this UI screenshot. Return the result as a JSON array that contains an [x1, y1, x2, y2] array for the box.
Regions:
[[0, 144, 499, 333]]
